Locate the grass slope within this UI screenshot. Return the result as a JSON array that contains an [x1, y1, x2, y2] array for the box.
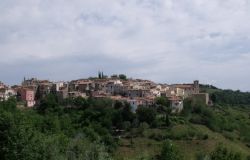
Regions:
[[114, 106, 250, 160]]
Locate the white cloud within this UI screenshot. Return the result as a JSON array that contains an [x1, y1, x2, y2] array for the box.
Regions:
[[0, 0, 250, 90]]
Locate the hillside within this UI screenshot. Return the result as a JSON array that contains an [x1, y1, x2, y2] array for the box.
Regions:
[[114, 105, 250, 159], [1, 88, 250, 160], [200, 84, 250, 105]]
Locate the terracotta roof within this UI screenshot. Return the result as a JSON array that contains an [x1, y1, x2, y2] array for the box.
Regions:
[[110, 96, 128, 101], [174, 84, 193, 88], [20, 87, 34, 91], [168, 96, 182, 101]]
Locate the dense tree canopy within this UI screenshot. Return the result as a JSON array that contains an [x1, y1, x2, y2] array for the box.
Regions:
[[1, 90, 250, 160], [118, 74, 127, 80], [0, 97, 116, 160], [136, 107, 156, 125]]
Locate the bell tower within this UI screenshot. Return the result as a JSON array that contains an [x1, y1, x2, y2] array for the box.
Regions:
[[194, 80, 199, 94]]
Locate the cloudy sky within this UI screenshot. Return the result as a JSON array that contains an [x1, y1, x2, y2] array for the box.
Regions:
[[0, 0, 250, 91]]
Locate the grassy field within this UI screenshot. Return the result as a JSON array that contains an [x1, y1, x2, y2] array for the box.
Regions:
[[114, 106, 250, 160]]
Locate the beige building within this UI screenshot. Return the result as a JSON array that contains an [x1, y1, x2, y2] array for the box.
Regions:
[[172, 80, 200, 98], [192, 93, 209, 105]]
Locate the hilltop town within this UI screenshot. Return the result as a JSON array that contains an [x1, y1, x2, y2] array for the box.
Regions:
[[1, 73, 250, 160], [0, 72, 210, 112]]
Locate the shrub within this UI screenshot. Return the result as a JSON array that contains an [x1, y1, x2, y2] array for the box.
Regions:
[[136, 107, 156, 125], [203, 134, 209, 140], [159, 140, 183, 160], [222, 132, 235, 141], [137, 122, 149, 136], [122, 121, 131, 131], [149, 132, 165, 141], [210, 144, 242, 160], [247, 155, 250, 160]]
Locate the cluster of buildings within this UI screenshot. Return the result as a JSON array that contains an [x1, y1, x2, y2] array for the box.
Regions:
[[0, 81, 17, 102], [0, 74, 210, 112]]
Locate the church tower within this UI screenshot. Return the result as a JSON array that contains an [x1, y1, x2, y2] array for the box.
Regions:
[[194, 80, 199, 94]]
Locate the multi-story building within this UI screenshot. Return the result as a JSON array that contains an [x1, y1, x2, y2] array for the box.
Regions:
[[22, 78, 39, 90], [52, 81, 66, 92], [0, 81, 6, 89], [169, 96, 183, 113], [19, 88, 36, 107], [37, 80, 53, 99], [171, 80, 200, 98], [57, 86, 69, 101], [106, 80, 123, 95], [0, 86, 17, 101], [93, 79, 107, 91]]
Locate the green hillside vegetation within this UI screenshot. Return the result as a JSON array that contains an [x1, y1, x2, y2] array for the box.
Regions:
[[114, 103, 250, 160], [200, 84, 250, 105], [1, 88, 250, 160]]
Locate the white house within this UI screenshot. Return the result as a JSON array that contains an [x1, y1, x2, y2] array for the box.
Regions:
[[150, 88, 161, 97], [169, 96, 183, 113], [0, 88, 17, 101], [54, 81, 65, 91], [106, 80, 123, 95]]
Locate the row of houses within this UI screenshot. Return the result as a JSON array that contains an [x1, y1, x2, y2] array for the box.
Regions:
[[0, 81, 16, 101], [0, 76, 209, 112]]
